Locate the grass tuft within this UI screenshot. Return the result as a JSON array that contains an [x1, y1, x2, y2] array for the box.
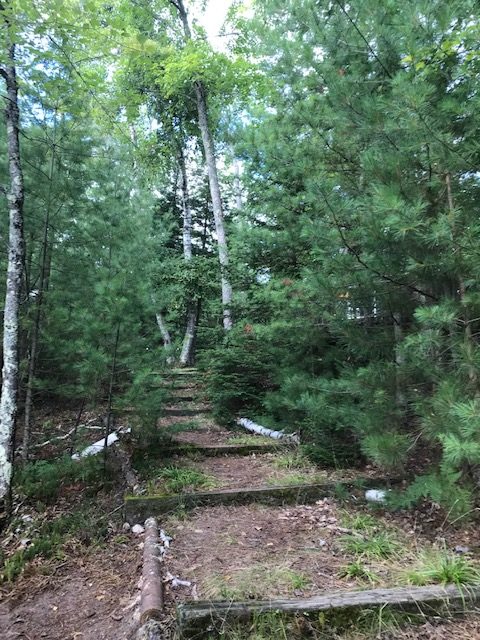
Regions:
[[156, 466, 216, 494], [403, 549, 480, 586], [339, 531, 400, 560]]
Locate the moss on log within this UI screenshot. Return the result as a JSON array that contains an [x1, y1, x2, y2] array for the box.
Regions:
[[124, 477, 397, 522], [176, 584, 480, 638]]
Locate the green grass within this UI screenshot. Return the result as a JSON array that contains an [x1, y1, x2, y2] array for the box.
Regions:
[[205, 608, 425, 639], [341, 512, 379, 532], [166, 419, 201, 434], [266, 472, 311, 486], [204, 564, 310, 600], [273, 450, 310, 471], [1, 504, 110, 583], [403, 549, 480, 586], [156, 466, 216, 493], [227, 434, 273, 445], [339, 531, 400, 560], [338, 560, 379, 583]]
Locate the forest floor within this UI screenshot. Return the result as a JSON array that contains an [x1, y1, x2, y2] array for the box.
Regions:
[[1, 374, 480, 639]]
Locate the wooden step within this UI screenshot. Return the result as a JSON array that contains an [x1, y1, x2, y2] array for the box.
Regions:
[[124, 477, 396, 522], [162, 442, 287, 457], [176, 584, 480, 639], [163, 408, 209, 417]]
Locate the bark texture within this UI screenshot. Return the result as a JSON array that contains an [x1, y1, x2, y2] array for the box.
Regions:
[[0, 24, 25, 512], [173, 0, 233, 331], [140, 517, 164, 623], [177, 584, 480, 638], [178, 145, 199, 366]]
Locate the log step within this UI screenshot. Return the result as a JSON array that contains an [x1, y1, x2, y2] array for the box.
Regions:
[[163, 408, 209, 417], [176, 584, 480, 639], [124, 477, 396, 522], [162, 442, 287, 457]]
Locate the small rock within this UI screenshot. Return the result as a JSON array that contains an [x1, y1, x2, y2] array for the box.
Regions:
[[132, 524, 145, 535], [18, 538, 31, 549], [122, 522, 131, 532], [317, 539, 327, 547], [454, 545, 471, 554], [365, 489, 388, 504]]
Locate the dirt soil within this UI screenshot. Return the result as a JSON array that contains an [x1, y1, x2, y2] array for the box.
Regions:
[[161, 499, 479, 606], [180, 453, 385, 490], [1, 537, 141, 640]]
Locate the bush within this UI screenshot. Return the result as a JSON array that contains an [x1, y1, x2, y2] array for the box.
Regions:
[[201, 329, 275, 425], [15, 456, 106, 502]]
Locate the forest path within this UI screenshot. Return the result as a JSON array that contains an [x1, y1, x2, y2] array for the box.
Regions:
[[133, 370, 480, 639], [133, 371, 442, 638]]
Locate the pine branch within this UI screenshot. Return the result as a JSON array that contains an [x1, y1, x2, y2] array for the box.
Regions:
[[332, 0, 393, 79], [320, 189, 438, 301]]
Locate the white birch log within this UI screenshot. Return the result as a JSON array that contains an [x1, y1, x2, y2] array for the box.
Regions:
[[237, 418, 300, 443], [71, 428, 131, 460], [140, 517, 164, 623]]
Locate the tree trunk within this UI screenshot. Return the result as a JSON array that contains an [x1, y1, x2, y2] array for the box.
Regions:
[[173, 0, 233, 331], [155, 310, 172, 348], [23, 135, 55, 461], [392, 312, 406, 411], [103, 323, 120, 471], [0, 25, 26, 516], [178, 144, 199, 366]]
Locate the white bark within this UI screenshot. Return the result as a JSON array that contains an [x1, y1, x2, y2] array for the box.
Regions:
[[179, 308, 196, 366], [174, 0, 233, 331], [237, 418, 300, 443], [71, 428, 131, 460], [178, 144, 198, 366], [155, 311, 172, 348], [0, 31, 25, 511]]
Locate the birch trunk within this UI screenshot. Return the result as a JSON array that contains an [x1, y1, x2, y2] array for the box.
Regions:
[[173, 0, 233, 331], [155, 311, 172, 348], [178, 145, 199, 366], [0, 31, 25, 511]]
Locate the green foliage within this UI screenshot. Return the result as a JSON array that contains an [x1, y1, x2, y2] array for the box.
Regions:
[[404, 550, 480, 586], [156, 466, 216, 494], [202, 329, 275, 425], [393, 471, 474, 518], [15, 456, 107, 502], [339, 561, 378, 583], [360, 433, 411, 472], [1, 505, 110, 583], [340, 531, 400, 560]]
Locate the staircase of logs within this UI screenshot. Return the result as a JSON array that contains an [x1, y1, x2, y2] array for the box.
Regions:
[[130, 369, 480, 639]]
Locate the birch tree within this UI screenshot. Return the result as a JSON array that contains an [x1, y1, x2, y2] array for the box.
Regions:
[[169, 0, 233, 331], [0, 0, 25, 513]]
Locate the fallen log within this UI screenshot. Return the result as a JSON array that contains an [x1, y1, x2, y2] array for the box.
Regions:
[[135, 619, 164, 640], [71, 428, 131, 460], [124, 477, 398, 522], [140, 517, 164, 623], [237, 418, 299, 444], [176, 584, 480, 639]]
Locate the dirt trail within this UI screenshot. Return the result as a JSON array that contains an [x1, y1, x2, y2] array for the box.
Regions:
[[2, 371, 480, 639], [147, 373, 480, 637]]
